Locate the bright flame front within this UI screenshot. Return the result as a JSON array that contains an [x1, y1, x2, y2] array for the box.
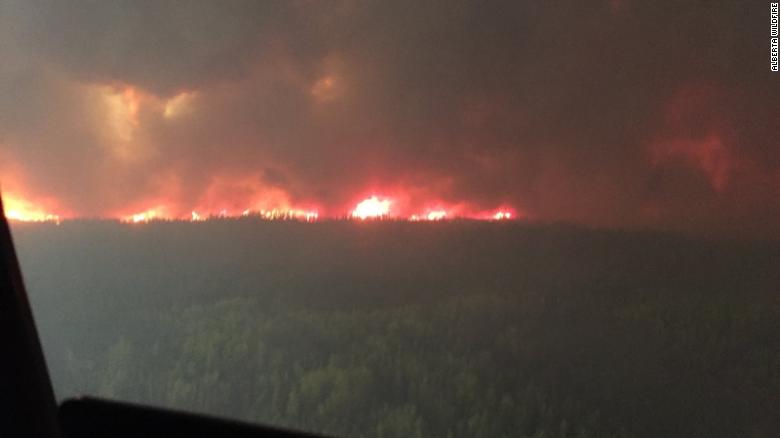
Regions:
[[2, 194, 60, 223], [352, 196, 392, 220], [410, 210, 448, 221], [255, 209, 319, 222], [126, 210, 160, 223], [493, 211, 512, 220], [426, 210, 447, 221], [1, 186, 521, 224]]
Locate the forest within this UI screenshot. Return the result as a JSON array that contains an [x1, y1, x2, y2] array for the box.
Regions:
[[10, 220, 780, 438]]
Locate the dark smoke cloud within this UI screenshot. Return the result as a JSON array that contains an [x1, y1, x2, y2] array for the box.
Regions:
[[0, 0, 778, 237]]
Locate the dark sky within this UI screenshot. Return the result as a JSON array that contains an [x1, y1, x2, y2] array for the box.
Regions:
[[0, 1, 778, 237]]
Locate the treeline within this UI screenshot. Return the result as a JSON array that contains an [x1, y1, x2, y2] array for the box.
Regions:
[[11, 220, 780, 437]]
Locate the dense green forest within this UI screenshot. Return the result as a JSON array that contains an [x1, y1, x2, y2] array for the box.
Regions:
[[10, 220, 780, 438]]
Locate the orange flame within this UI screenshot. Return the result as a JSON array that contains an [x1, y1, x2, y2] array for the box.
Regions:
[[256, 209, 319, 221], [351, 196, 392, 220], [124, 209, 161, 224], [2, 181, 521, 224], [2, 194, 61, 223], [118, 198, 516, 223], [410, 209, 448, 221], [119, 205, 320, 223], [493, 211, 512, 220], [426, 210, 447, 221]]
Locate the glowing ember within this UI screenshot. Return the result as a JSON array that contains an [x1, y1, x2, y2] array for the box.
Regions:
[[351, 196, 392, 220], [191, 211, 204, 221]]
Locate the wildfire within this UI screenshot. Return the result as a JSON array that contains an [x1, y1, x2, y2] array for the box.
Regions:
[[256, 209, 319, 221], [121, 207, 320, 223], [2, 194, 60, 223], [351, 196, 392, 220], [492, 211, 513, 220], [410, 210, 448, 221], [426, 210, 447, 221], [125, 210, 160, 224], [1, 186, 520, 224]]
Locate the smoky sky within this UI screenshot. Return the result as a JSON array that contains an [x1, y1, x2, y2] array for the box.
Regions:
[[0, 0, 778, 238]]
